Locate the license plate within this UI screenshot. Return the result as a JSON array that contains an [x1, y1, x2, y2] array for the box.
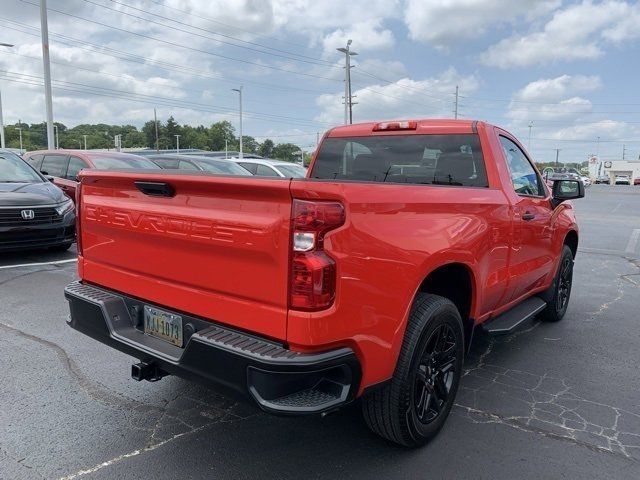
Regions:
[[143, 306, 183, 347]]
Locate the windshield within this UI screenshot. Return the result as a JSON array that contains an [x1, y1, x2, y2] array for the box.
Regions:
[[0, 152, 43, 183], [195, 159, 251, 175], [90, 155, 160, 169], [275, 164, 307, 178]]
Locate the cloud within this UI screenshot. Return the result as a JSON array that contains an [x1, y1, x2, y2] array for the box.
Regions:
[[315, 67, 479, 124], [404, 0, 560, 50], [480, 0, 640, 68], [506, 75, 602, 125], [321, 20, 394, 57], [549, 120, 640, 141]]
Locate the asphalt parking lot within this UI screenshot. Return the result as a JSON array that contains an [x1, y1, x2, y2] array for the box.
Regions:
[[1, 185, 639, 480]]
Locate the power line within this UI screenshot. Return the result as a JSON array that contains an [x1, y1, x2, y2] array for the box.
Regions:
[[81, 0, 338, 68], [18, 0, 341, 82], [0, 70, 333, 127], [0, 49, 320, 110], [145, 0, 312, 50], [0, 19, 325, 95]]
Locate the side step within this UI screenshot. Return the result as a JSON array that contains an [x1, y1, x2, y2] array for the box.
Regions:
[[482, 297, 547, 335]]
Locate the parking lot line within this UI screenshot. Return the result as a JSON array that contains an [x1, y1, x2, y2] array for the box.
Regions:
[[0, 258, 77, 270], [625, 229, 640, 254]]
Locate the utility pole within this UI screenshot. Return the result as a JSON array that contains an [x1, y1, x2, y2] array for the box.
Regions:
[[337, 40, 357, 125], [0, 89, 4, 149], [555, 148, 561, 167], [232, 86, 243, 159], [528, 121, 533, 151], [54, 124, 59, 149], [153, 108, 159, 152], [83, 134, 87, 150], [40, 0, 55, 150], [225, 138, 228, 159], [454, 85, 459, 120], [16, 122, 23, 152], [175, 134, 180, 155], [622, 144, 626, 160], [0, 43, 13, 149]]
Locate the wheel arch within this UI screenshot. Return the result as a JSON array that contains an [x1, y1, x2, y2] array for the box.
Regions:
[[414, 262, 476, 352], [564, 229, 579, 258]]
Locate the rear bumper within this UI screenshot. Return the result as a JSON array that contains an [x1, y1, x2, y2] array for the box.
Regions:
[[64, 281, 361, 415]]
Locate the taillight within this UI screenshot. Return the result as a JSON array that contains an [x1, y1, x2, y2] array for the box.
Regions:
[[75, 182, 82, 256], [289, 200, 345, 311]]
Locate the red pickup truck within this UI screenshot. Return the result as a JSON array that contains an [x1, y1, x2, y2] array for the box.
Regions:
[[65, 119, 583, 446]]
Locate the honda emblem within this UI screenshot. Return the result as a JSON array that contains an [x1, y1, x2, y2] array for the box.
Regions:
[[21, 209, 35, 220]]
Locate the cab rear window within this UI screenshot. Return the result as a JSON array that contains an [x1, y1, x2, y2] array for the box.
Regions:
[[310, 134, 488, 187]]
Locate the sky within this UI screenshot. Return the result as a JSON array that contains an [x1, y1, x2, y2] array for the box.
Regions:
[[0, 0, 639, 162]]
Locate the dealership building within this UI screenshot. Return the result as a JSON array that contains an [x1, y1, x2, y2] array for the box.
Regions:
[[588, 156, 640, 183]]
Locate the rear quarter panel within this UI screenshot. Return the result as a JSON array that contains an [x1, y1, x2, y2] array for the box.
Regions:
[[288, 180, 512, 389]]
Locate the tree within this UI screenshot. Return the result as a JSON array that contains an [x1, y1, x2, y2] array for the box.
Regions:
[[258, 139, 274, 158], [242, 135, 259, 154], [142, 120, 163, 149], [208, 121, 236, 151], [165, 116, 181, 148], [272, 143, 301, 162]]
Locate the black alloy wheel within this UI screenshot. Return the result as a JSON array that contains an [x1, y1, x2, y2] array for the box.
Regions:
[[414, 324, 457, 424]]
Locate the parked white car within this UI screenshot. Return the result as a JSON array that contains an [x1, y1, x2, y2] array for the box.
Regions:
[[580, 175, 592, 187], [231, 158, 307, 178], [615, 175, 631, 185]]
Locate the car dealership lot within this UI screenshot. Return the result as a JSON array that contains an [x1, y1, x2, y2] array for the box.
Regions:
[[1, 185, 639, 480]]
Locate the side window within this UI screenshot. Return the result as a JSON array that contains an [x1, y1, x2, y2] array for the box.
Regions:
[[238, 162, 258, 174], [255, 164, 279, 177], [26, 154, 43, 170], [66, 156, 87, 180], [499, 136, 544, 196], [41, 155, 69, 178], [151, 158, 179, 169], [178, 160, 199, 170]]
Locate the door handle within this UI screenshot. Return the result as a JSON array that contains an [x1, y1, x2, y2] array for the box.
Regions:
[[522, 212, 536, 221], [135, 181, 175, 197]]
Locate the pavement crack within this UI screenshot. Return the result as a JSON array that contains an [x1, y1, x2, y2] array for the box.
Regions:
[[0, 268, 50, 287], [57, 424, 209, 480], [457, 362, 640, 462]]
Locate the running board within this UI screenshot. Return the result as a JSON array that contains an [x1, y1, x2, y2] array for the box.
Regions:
[[482, 297, 547, 335]]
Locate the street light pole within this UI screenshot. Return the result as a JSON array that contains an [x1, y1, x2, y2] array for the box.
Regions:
[[40, 0, 55, 150], [0, 42, 14, 149], [231, 86, 243, 159], [53, 124, 59, 149], [175, 134, 180, 155], [337, 40, 358, 125], [555, 148, 561, 167]]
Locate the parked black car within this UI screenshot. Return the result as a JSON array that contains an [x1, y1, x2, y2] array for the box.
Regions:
[[0, 150, 75, 252]]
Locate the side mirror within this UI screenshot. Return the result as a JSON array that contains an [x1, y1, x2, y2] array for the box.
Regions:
[[45, 175, 55, 182], [552, 179, 584, 208]]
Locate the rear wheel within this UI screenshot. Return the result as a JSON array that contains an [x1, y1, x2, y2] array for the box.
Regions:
[[361, 293, 464, 447], [540, 245, 574, 322]]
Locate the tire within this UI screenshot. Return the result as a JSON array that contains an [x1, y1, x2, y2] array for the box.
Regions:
[[50, 243, 72, 252], [361, 293, 464, 447], [539, 245, 574, 322]]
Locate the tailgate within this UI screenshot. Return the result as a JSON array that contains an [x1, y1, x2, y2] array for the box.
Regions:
[[78, 170, 292, 340]]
